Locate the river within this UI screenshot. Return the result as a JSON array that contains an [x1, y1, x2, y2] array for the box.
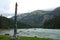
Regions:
[[0, 28, 60, 40]]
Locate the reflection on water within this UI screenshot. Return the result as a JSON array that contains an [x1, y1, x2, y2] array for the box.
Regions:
[[0, 28, 60, 40]]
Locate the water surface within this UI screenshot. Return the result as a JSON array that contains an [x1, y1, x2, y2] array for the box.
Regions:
[[0, 28, 60, 40]]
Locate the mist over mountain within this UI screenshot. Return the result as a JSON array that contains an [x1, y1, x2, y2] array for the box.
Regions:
[[12, 7, 60, 28], [42, 7, 60, 28]]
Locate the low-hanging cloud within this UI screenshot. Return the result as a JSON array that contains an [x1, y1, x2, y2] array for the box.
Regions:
[[0, 0, 60, 18]]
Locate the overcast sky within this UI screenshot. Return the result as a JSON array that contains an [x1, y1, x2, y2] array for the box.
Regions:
[[0, 0, 60, 18]]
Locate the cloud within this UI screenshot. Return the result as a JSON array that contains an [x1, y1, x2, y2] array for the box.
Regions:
[[9, 0, 60, 13], [1, 0, 60, 14], [0, 0, 10, 13], [0, 0, 60, 17]]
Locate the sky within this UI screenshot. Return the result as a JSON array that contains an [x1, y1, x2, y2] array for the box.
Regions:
[[0, 0, 60, 18]]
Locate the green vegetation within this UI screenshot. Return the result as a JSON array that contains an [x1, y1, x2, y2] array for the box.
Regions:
[[42, 16, 60, 29], [0, 16, 33, 29], [0, 15, 60, 29], [0, 35, 52, 40], [0, 16, 14, 29], [20, 37, 52, 40], [0, 35, 10, 40]]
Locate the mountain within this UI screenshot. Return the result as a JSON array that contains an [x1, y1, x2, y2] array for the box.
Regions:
[[12, 10, 50, 27], [1, 7, 60, 29], [0, 16, 33, 29], [12, 7, 60, 28], [42, 7, 60, 20], [47, 7, 60, 16], [42, 7, 60, 29]]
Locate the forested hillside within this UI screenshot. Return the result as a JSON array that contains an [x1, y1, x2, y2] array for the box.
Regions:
[[42, 16, 60, 29], [0, 16, 33, 29]]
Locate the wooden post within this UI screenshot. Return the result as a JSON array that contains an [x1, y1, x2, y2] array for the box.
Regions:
[[14, 2, 18, 40]]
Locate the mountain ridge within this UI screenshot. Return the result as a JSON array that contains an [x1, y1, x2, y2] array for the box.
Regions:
[[12, 7, 60, 27]]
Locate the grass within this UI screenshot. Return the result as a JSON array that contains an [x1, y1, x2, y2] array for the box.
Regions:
[[0, 35, 52, 40], [19, 36, 52, 40], [0, 35, 10, 40]]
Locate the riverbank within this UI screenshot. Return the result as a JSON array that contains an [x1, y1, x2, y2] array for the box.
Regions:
[[0, 35, 52, 40], [0, 28, 60, 30]]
